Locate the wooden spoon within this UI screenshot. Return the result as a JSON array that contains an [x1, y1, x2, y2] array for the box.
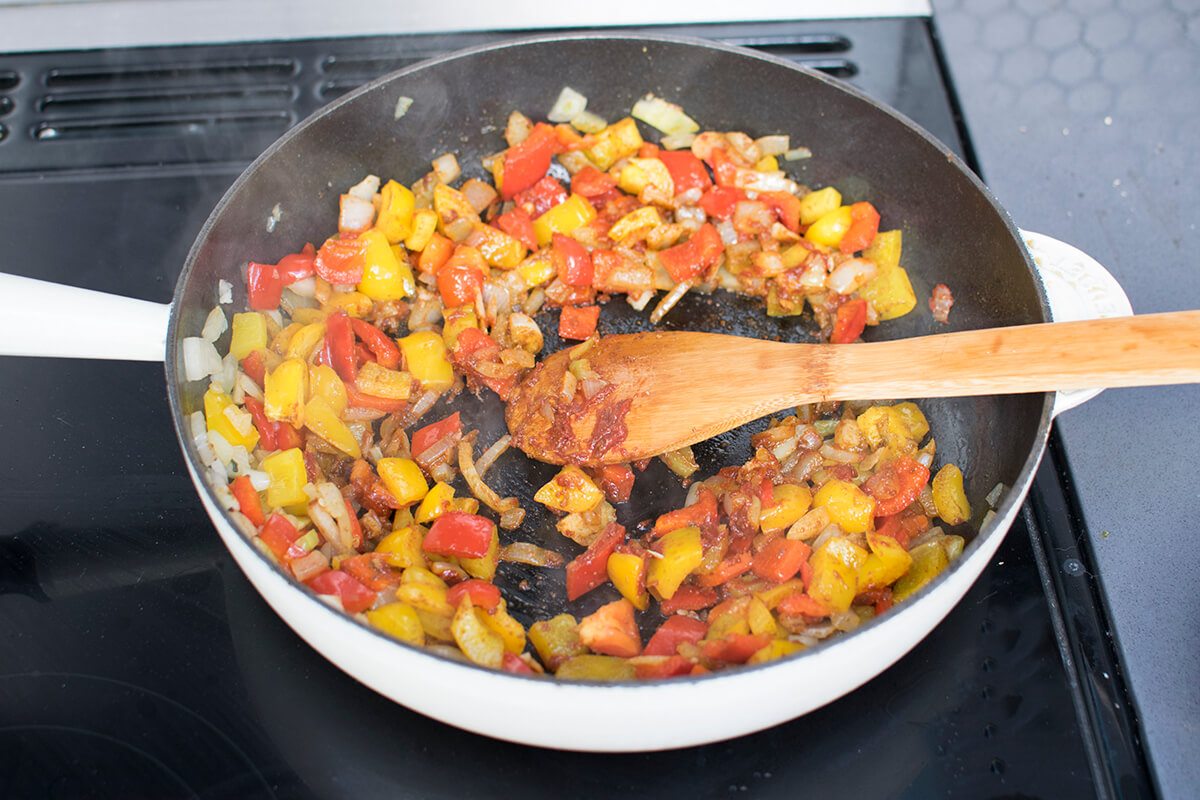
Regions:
[[505, 310, 1200, 466]]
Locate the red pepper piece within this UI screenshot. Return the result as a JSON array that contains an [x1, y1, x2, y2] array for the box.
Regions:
[[558, 305, 600, 341], [494, 207, 538, 251], [273, 421, 304, 451], [437, 247, 486, 308], [839, 201, 881, 254], [657, 222, 724, 283], [423, 512, 496, 559], [452, 327, 518, 399], [758, 190, 802, 233], [411, 412, 462, 460], [552, 232, 594, 286], [700, 633, 771, 664], [697, 185, 746, 219], [751, 537, 812, 583], [501, 651, 537, 675], [340, 554, 405, 592], [246, 261, 284, 311], [446, 579, 503, 613], [706, 147, 738, 187], [276, 242, 317, 284], [259, 512, 299, 560], [513, 174, 568, 218], [344, 498, 364, 550], [306, 569, 377, 614], [634, 654, 695, 680], [344, 384, 409, 414], [657, 149, 713, 193], [830, 298, 868, 344], [658, 584, 720, 615], [500, 123, 564, 200], [693, 551, 754, 588], [598, 464, 635, 503], [643, 615, 709, 657], [324, 310, 357, 383], [313, 234, 366, 285], [230, 475, 266, 529], [777, 592, 829, 618], [349, 317, 401, 370], [240, 349, 267, 388], [577, 598, 642, 658], [653, 485, 719, 540], [564, 523, 626, 601], [862, 457, 930, 516], [241, 395, 277, 451], [570, 165, 618, 198]]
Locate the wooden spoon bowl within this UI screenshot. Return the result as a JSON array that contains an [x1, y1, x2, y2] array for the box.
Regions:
[[505, 310, 1200, 466]]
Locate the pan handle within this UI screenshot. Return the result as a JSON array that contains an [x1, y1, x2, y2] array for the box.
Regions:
[[0, 273, 169, 362], [1019, 230, 1134, 417]]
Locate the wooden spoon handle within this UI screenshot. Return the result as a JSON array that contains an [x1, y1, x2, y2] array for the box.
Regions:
[[813, 309, 1200, 402]]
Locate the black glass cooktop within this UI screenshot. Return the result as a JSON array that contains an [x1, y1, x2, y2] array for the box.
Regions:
[[0, 18, 1153, 798]]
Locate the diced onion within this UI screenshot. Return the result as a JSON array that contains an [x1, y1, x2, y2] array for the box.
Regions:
[[784, 146, 813, 161], [569, 110, 607, 134], [394, 95, 413, 120], [650, 279, 692, 324], [548, 86, 587, 123], [432, 153, 461, 184], [218, 280, 233, 305], [631, 94, 699, 136], [201, 306, 227, 342], [347, 174, 381, 201], [500, 542, 566, 568], [660, 131, 697, 151], [986, 482, 1006, 508], [755, 135, 790, 156], [182, 336, 222, 382], [474, 434, 512, 478]]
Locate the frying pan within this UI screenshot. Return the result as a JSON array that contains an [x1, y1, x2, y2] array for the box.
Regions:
[[0, 34, 1131, 751]]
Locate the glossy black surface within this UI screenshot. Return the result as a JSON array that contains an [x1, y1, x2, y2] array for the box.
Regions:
[[0, 19, 1145, 798]]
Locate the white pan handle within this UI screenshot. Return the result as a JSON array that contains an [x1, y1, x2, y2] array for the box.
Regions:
[[0, 273, 170, 362], [1019, 230, 1134, 417]]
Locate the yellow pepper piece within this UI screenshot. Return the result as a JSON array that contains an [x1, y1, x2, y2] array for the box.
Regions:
[[404, 208, 439, 252], [376, 457, 429, 507], [303, 396, 361, 458], [556, 655, 637, 681], [229, 312, 268, 361], [797, 186, 842, 225], [753, 578, 806, 610], [290, 307, 329, 325], [755, 154, 779, 172], [607, 205, 660, 244], [812, 479, 876, 534], [398, 330, 454, 394], [746, 596, 778, 638], [433, 183, 481, 240], [808, 538, 868, 614], [856, 405, 916, 451], [373, 180, 416, 244], [284, 321, 327, 361], [375, 524, 428, 569], [893, 402, 930, 441], [323, 290, 373, 318], [414, 607, 455, 642], [480, 599, 526, 654], [308, 364, 348, 416], [615, 157, 674, 197], [261, 447, 309, 509], [357, 228, 416, 301], [931, 464, 972, 526], [470, 222, 527, 269], [858, 263, 917, 321], [414, 481, 456, 523], [528, 613, 587, 672], [355, 361, 413, 401], [440, 306, 480, 351], [647, 525, 703, 600], [452, 497, 481, 514], [892, 541, 951, 602], [365, 602, 425, 646], [203, 389, 260, 451], [859, 532, 915, 590], [263, 357, 308, 426], [804, 205, 853, 247], [457, 527, 499, 581], [863, 228, 902, 270], [747, 638, 804, 664], [396, 580, 453, 616], [759, 483, 813, 534], [270, 321, 303, 356], [516, 251, 558, 289], [534, 464, 603, 513], [451, 597, 505, 668], [606, 552, 649, 611], [583, 117, 643, 171], [706, 613, 749, 642], [532, 193, 597, 247]]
